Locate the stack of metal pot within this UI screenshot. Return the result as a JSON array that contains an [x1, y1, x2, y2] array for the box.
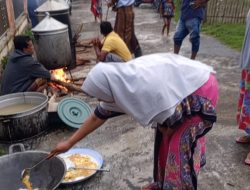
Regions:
[[35, 0, 71, 27], [32, 14, 72, 70], [34, 0, 75, 69]]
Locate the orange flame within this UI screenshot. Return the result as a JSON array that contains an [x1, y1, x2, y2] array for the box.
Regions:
[[51, 68, 70, 83]]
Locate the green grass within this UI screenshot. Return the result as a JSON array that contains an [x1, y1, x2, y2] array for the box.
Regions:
[[201, 23, 246, 51]]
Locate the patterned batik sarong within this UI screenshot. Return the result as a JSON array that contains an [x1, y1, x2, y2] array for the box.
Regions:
[[237, 69, 250, 135], [144, 74, 219, 190], [114, 6, 139, 54]]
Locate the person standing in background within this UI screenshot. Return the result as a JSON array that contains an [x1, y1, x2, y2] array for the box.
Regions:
[[236, 10, 250, 165], [173, 0, 209, 60], [91, 0, 103, 22], [108, 0, 142, 58], [161, 0, 175, 36]]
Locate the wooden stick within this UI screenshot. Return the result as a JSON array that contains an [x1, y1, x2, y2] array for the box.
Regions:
[[70, 77, 85, 82], [105, 7, 109, 21], [50, 80, 82, 92], [73, 23, 84, 42], [75, 43, 92, 48]]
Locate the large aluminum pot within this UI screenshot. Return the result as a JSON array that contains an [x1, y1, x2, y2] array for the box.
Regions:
[[35, 0, 75, 69], [32, 15, 72, 70], [35, 0, 71, 37], [0, 92, 49, 143], [0, 144, 65, 190]]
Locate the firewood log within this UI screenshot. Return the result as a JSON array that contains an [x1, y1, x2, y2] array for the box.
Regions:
[[51, 79, 82, 92]]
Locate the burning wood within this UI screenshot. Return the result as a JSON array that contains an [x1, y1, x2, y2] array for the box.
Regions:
[[50, 79, 82, 93], [48, 82, 68, 94], [76, 59, 90, 66], [71, 77, 85, 82], [48, 67, 83, 96]]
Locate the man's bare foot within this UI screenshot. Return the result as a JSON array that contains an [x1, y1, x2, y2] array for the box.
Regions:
[[236, 135, 250, 144], [244, 152, 250, 165]]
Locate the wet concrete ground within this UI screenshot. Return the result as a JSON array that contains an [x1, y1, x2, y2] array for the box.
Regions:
[[17, 0, 250, 189]]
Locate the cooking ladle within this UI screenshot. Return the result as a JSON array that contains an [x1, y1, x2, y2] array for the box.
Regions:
[[21, 155, 50, 180]]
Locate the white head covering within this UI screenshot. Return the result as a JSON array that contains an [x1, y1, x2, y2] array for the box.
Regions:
[[82, 53, 214, 126]]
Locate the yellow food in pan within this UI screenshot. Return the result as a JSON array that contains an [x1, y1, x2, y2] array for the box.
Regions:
[[64, 154, 98, 181], [21, 172, 32, 190]]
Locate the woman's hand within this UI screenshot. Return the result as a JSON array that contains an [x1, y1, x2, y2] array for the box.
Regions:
[[49, 140, 73, 158], [48, 113, 107, 159]]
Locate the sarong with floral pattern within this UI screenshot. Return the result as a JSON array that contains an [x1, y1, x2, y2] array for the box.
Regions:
[[144, 74, 219, 190], [237, 69, 250, 135]]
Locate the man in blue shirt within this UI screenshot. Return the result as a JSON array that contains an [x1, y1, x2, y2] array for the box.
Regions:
[[1, 35, 52, 95], [173, 0, 209, 60]]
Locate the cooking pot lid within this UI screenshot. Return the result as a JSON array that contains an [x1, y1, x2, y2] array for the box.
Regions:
[[57, 97, 92, 128], [35, 0, 69, 12], [54, 0, 69, 6], [32, 16, 67, 32]]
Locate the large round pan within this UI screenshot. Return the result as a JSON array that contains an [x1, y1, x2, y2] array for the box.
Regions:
[[0, 144, 65, 190]]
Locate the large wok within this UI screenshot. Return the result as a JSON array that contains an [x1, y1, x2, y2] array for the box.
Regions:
[[0, 144, 65, 190]]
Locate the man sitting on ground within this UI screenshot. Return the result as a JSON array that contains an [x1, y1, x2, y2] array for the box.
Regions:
[[1, 35, 53, 95], [91, 21, 132, 62]]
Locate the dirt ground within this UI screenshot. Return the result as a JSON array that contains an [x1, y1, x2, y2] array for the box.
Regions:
[[6, 0, 250, 190]]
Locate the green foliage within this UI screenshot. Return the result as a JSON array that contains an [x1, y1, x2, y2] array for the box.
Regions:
[[174, 0, 181, 21], [1, 56, 8, 70], [0, 148, 5, 156], [202, 23, 246, 51], [24, 27, 34, 40]]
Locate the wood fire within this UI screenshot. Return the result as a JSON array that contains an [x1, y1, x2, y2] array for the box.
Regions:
[[48, 68, 82, 96], [51, 68, 70, 83], [49, 68, 69, 94]]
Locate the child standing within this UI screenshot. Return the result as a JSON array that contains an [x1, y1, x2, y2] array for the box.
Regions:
[[91, 0, 103, 22], [161, 0, 175, 36]]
